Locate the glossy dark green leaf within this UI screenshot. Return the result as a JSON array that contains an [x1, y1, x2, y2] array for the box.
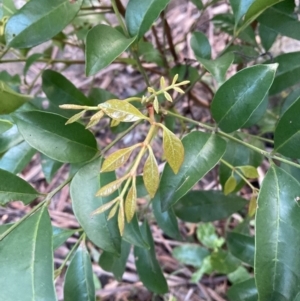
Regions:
[[41, 154, 64, 183], [255, 165, 300, 301], [42, 70, 92, 117], [52, 226, 77, 250], [275, 96, 300, 158], [160, 132, 226, 211], [85, 25, 135, 76], [5, 0, 83, 48], [227, 278, 258, 301], [0, 81, 32, 114], [259, 24, 277, 51], [152, 191, 181, 240], [211, 64, 278, 133], [227, 232, 254, 266], [125, 0, 171, 39], [0, 141, 36, 174], [0, 119, 12, 134], [71, 158, 121, 254], [134, 221, 168, 294], [229, 0, 256, 25], [0, 168, 40, 205], [270, 52, 300, 95], [14, 111, 97, 163], [99, 240, 131, 281], [174, 190, 247, 223], [190, 31, 211, 59], [258, 7, 300, 41], [0, 125, 23, 154], [172, 244, 209, 268], [228, 266, 251, 284], [210, 249, 240, 274], [123, 215, 149, 248], [281, 88, 300, 116], [64, 244, 95, 301], [0, 207, 57, 301]]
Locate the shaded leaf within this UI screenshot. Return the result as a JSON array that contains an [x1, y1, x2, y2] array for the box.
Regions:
[[0, 119, 13, 134], [5, 0, 83, 48], [86, 25, 135, 76], [197, 223, 224, 249], [40, 154, 64, 183], [229, 0, 256, 25], [96, 175, 127, 197], [255, 165, 300, 300], [160, 132, 226, 211], [228, 266, 252, 284], [237, 165, 258, 178], [99, 99, 146, 122], [224, 175, 237, 195], [0, 207, 57, 301], [211, 64, 277, 132], [134, 221, 168, 294], [227, 278, 258, 301], [125, 182, 136, 223], [190, 31, 211, 59], [70, 158, 121, 254], [14, 111, 97, 163], [52, 226, 77, 250], [210, 249, 240, 274], [24, 53, 43, 78], [174, 190, 247, 222], [64, 244, 95, 301], [259, 23, 277, 51], [0, 168, 40, 205], [143, 149, 159, 198]]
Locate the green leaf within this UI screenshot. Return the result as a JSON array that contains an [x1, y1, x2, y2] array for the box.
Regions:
[[2, 0, 17, 17], [210, 249, 240, 274], [52, 226, 77, 250], [275, 96, 300, 158], [99, 240, 131, 281], [190, 31, 211, 59], [0, 168, 40, 205], [240, 0, 284, 33], [14, 111, 97, 163], [259, 24, 277, 51], [174, 190, 247, 223], [281, 87, 300, 116], [190, 0, 203, 10], [211, 64, 278, 133], [227, 278, 258, 301], [0, 119, 13, 134], [270, 52, 300, 95], [99, 99, 146, 122], [229, 0, 256, 25], [0, 125, 23, 154], [237, 165, 258, 178], [64, 244, 95, 301], [143, 149, 159, 198], [70, 158, 121, 254], [125, 0, 171, 39], [228, 266, 251, 284], [0, 207, 57, 301], [152, 191, 181, 240], [41, 154, 64, 183], [5, 0, 83, 48], [255, 165, 300, 300], [258, 7, 300, 41], [134, 221, 168, 294], [42, 70, 92, 117], [125, 183, 137, 222], [160, 132, 226, 211], [24, 53, 43, 78], [86, 25, 135, 76], [172, 244, 209, 268], [227, 232, 254, 266], [197, 223, 224, 249], [224, 175, 237, 195], [0, 81, 32, 114], [0, 141, 36, 174]]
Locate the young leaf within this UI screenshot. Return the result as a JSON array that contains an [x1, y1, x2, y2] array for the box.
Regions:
[[0, 169, 40, 205], [118, 202, 125, 236], [0, 81, 32, 114], [210, 249, 241, 274], [14, 111, 98, 164], [0, 119, 13, 134], [248, 195, 257, 217], [101, 145, 138, 172], [237, 165, 258, 178], [275, 96, 300, 158], [92, 197, 120, 216], [197, 223, 225, 249], [143, 148, 159, 198], [160, 132, 226, 211], [125, 0, 171, 39], [125, 182, 137, 223], [134, 221, 168, 294], [5, 0, 83, 48], [96, 175, 127, 197], [66, 110, 86, 125], [0, 207, 57, 301], [64, 244, 95, 301], [108, 202, 119, 220], [255, 165, 300, 300], [162, 125, 184, 174], [211, 64, 278, 133], [224, 175, 237, 195], [99, 99, 147, 122], [86, 25, 136, 76], [70, 158, 121, 254]]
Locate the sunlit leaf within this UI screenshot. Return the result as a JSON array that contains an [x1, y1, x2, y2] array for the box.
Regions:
[[143, 148, 159, 198]]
